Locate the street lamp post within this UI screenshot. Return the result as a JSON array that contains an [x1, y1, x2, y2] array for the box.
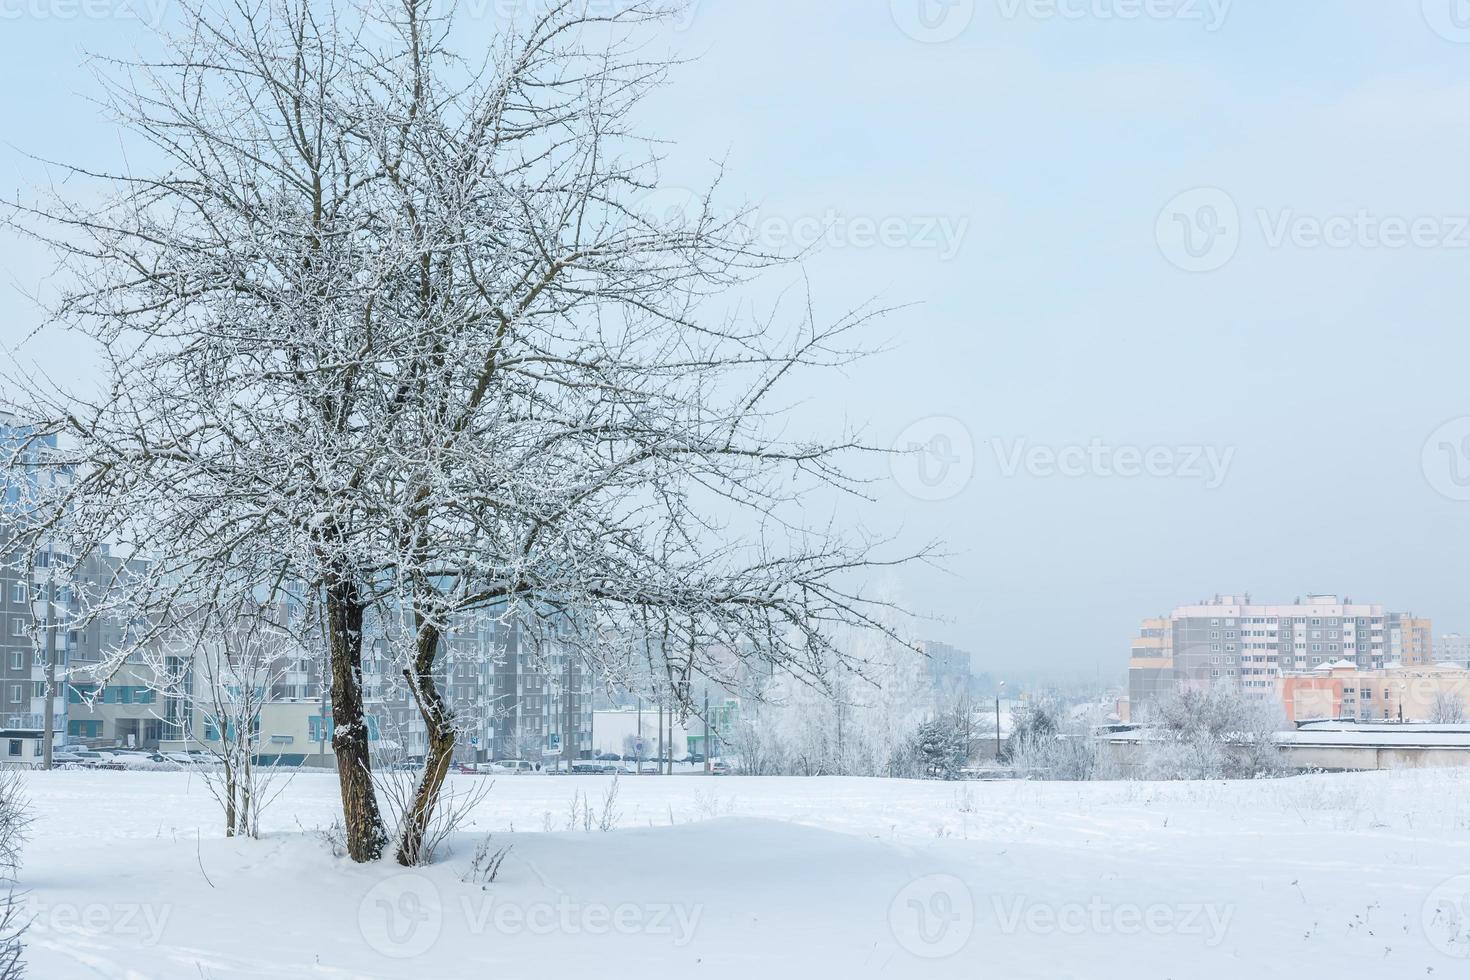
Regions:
[[994, 681, 1006, 762]]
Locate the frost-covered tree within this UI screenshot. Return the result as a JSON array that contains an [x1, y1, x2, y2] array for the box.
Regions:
[[0, 771, 29, 979], [5, 0, 923, 863], [1140, 688, 1284, 780], [911, 718, 966, 780], [146, 610, 306, 839], [1004, 698, 1114, 781], [1430, 689, 1468, 725], [736, 618, 936, 777]]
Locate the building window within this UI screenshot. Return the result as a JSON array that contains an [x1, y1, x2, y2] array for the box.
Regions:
[[8, 585, 21, 604], [5, 741, 18, 758], [8, 686, 20, 705], [9, 620, 23, 638]]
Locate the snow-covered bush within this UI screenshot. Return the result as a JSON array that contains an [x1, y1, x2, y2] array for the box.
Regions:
[[0, 771, 29, 978], [911, 718, 968, 780], [1139, 688, 1285, 780], [733, 619, 941, 777], [1004, 698, 1116, 781]]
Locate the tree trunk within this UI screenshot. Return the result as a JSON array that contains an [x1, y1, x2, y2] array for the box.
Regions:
[[396, 620, 456, 867], [326, 575, 387, 863]]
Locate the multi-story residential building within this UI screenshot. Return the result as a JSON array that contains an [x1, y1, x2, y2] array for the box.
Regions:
[[918, 640, 975, 700], [1126, 617, 1174, 709], [1438, 632, 1470, 665], [1388, 615, 1435, 666], [364, 613, 592, 766], [1129, 593, 1399, 715], [1280, 661, 1470, 723]]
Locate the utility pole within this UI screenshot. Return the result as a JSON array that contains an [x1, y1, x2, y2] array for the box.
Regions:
[[41, 574, 57, 770], [704, 688, 711, 774], [657, 700, 664, 776], [636, 696, 643, 772], [994, 680, 1006, 763]]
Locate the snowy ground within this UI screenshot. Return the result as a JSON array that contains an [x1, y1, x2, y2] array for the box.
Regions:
[[16, 767, 1470, 978]]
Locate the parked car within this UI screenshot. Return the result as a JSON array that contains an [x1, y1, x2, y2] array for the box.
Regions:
[[681, 753, 705, 764], [488, 759, 538, 774], [710, 761, 730, 775], [570, 762, 619, 774], [50, 750, 86, 766], [69, 750, 124, 769], [596, 753, 622, 762]]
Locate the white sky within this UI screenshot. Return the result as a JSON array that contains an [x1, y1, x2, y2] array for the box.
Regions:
[[3, 0, 1470, 675]]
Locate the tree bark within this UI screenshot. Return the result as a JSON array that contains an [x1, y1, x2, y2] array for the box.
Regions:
[[326, 574, 387, 863], [396, 620, 455, 867]]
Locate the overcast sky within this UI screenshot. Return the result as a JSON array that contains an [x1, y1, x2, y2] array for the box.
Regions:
[[3, 0, 1470, 678]]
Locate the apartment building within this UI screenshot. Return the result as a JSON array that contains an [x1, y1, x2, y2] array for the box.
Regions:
[[1438, 633, 1470, 665], [1389, 615, 1435, 666], [1129, 594, 1402, 714], [918, 640, 975, 701], [1280, 661, 1470, 723], [363, 613, 592, 766]]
